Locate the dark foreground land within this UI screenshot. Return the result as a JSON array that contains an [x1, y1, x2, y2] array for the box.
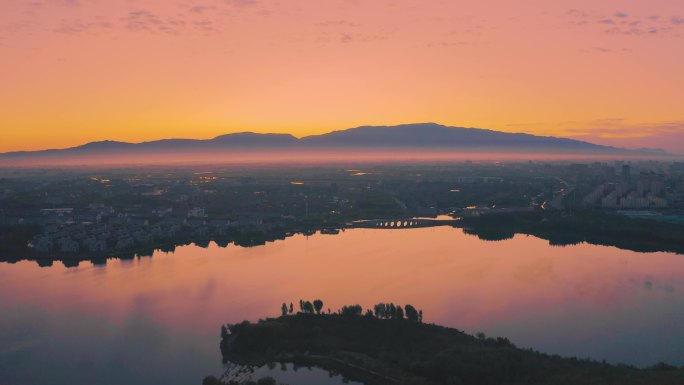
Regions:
[[219, 313, 683, 385]]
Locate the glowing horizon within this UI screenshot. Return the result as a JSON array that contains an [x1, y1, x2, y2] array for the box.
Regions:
[[1, 0, 683, 152]]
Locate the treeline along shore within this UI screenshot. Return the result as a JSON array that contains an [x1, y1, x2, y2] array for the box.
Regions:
[[3, 162, 684, 265], [460, 210, 684, 254], [4, 210, 684, 267]]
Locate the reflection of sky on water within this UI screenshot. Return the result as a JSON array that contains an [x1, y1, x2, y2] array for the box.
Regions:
[[0, 304, 219, 385], [1, 227, 683, 384], [249, 363, 363, 385]]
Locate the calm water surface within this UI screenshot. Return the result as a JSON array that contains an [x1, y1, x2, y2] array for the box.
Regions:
[[1, 227, 683, 385]]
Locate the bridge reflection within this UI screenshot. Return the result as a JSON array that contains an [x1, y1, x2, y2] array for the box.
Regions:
[[348, 218, 459, 229]]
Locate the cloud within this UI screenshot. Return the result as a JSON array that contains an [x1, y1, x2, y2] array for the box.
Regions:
[[426, 40, 472, 48], [49, 3, 226, 37], [340, 32, 354, 43], [188, 4, 217, 14], [565, 9, 684, 37], [39, 0, 82, 6], [53, 19, 114, 34], [315, 30, 389, 45], [585, 46, 631, 54], [565, 9, 590, 26], [315, 20, 360, 27], [224, 0, 259, 7], [120, 10, 168, 33]]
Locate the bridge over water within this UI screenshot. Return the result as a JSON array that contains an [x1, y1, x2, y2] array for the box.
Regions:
[[348, 218, 459, 229]]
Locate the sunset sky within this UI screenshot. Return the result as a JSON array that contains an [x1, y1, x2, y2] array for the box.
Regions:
[[1, 0, 683, 152]]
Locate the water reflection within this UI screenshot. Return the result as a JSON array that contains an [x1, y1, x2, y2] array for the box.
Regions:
[[217, 362, 363, 385], [1, 227, 683, 385]]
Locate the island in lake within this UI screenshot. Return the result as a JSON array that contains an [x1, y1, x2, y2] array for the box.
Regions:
[[209, 302, 684, 385]]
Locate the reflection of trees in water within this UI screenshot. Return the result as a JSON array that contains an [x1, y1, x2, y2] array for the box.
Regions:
[[0, 226, 298, 267], [204, 361, 355, 385], [6, 212, 684, 268], [462, 227, 515, 241]]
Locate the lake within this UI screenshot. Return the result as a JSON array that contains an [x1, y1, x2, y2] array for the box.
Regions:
[[1, 226, 683, 385]]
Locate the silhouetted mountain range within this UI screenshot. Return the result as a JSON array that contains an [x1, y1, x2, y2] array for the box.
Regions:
[[299, 123, 611, 149], [0, 123, 668, 161]]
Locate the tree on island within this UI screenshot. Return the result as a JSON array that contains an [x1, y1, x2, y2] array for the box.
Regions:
[[374, 303, 386, 318], [395, 306, 404, 320], [301, 300, 314, 314], [340, 304, 363, 316], [313, 299, 323, 314], [388, 303, 397, 319], [280, 300, 423, 323], [219, 312, 684, 385], [405, 304, 419, 322]]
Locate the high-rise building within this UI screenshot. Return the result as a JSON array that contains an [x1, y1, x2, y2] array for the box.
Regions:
[[622, 164, 631, 184]]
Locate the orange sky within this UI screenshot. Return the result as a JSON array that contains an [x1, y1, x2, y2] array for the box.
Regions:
[[1, 0, 683, 152]]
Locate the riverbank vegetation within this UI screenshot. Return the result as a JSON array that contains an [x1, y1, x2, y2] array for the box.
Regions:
[[461, 210, 684, 254]]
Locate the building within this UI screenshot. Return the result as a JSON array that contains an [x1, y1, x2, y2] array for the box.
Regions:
[[621, 164, 631, 184]]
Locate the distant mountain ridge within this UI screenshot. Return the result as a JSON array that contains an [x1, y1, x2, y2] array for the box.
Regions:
[[0, 123, 668, 159], [301, 123, 604, 148]]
